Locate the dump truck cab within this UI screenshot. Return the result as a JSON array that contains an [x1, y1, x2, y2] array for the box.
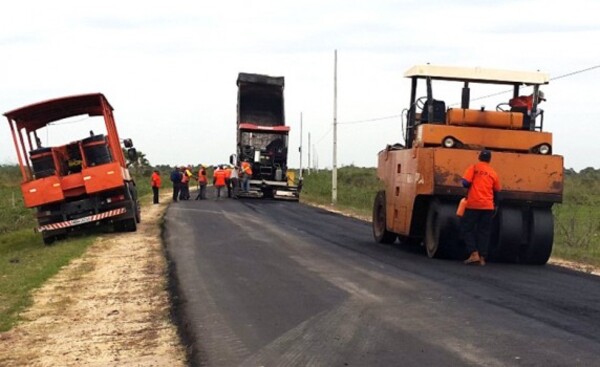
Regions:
[[373, 65, 563, 264], [4, 93, 140, 244]]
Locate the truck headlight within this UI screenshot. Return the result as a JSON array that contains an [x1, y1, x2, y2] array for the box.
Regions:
[[443, 137, 456, 148], [538, 144, 551, 155]]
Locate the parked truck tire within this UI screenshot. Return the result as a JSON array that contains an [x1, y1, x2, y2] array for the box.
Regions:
[[114, 183, 139, 232], [114, 214, 137, 232], [372, 191, 397, 244], [127, 182, 141, 223]]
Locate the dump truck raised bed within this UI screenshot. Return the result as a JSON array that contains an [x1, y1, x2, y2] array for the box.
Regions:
[[373, 65, 563, 264], [4, 93, 140, 244], [231, 72, 300, 200]]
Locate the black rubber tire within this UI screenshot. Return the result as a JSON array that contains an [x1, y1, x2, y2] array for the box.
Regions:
[[521, 208, 554, 265], [127, 183, 141, 224], [42, 234, 56, 246], [425, 200, 457, 258], [489, 206, 522, 263], [115, 218, 137, 232], [372, 191, 397, 244]]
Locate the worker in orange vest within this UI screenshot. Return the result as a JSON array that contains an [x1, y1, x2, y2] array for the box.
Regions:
[[460, 150, 502, 266], [241, 159, 253, 192], [195, 164, 208, 200], [150, 169, 161, 204], [213, 165, 227, 199]]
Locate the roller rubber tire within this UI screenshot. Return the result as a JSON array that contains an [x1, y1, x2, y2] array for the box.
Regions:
[[372, 191, 397, 244]]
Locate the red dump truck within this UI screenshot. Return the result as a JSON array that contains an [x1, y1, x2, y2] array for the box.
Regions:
[[4, 93, 140, 244]]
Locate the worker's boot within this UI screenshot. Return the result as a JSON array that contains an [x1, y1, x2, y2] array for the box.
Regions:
[[464, 251, 481, 265]]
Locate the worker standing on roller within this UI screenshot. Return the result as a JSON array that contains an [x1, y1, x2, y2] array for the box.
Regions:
[[460, 150, 501, 266]]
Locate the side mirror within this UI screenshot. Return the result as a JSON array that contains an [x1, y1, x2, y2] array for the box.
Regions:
[[127, 148, 137, 161], [123, 139, 133, 148], [229, 154, 237, 165]]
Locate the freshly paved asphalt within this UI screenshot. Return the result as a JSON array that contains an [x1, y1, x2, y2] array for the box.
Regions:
[[164, 188, 600, 366]]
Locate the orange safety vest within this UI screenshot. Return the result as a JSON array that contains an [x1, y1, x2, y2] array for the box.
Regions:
[[151, 172, 161, 188], [181, 170, 190, 184], [198, 169, 207, 184], [224, 167, 232, 179], [241, 161, 253, 175], [214, 169, 226, 187], [462, 162, 501, 210]]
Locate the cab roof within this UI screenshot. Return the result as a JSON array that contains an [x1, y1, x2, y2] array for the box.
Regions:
[[4, 93, 112, 133], [404, 64, 549, 85]]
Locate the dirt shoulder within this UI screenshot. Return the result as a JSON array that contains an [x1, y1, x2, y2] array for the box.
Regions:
[[0, 193, 187, 366]]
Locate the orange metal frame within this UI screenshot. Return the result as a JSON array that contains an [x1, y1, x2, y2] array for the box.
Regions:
[[378, 147, 563, 237], [4, 94, 129, 208]]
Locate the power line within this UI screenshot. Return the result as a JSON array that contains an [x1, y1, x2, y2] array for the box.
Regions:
[[338, 114, 402, 125], [463, 64, 600, 104], [551, 64, 600, 80], [315, 125, 332, 145]]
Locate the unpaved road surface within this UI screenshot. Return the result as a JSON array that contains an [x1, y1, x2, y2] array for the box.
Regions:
[[165, 197, 600, 366], [0, 195, 187, 366]]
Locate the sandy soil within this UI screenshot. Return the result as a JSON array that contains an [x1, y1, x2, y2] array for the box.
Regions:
[[0, 193, 187, 366]]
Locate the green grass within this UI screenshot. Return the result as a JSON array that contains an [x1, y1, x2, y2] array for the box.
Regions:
[[0, 230, 95, 331], [302, 166, 600, 267], [300, 166, 382, 218]]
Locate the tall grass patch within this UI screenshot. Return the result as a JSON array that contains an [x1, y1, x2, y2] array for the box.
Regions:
[[553, 170, 600, 266], [301, 166, 382, 217]]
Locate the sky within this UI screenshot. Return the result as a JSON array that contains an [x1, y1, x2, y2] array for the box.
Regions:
[[1, 0, 599, 171]]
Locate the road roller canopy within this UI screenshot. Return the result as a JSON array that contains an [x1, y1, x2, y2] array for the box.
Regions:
[[404, 65, 549, 85], [4, 93, 113, 133]]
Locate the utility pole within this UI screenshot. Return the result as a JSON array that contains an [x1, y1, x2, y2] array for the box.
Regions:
[[299, 112, 303, 179], [332, 49, 338, 205], [307, 132, 311, 174]]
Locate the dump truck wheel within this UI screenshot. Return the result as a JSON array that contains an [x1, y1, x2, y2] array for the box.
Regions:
[[127, 183, 141, 223], [372, 191, 396, 244], [520, 208, 553, 265], [489, 206, 522, 263], [115, 218, 137, 232], [42, 234, 56, 245], [424, 200, 455, 258]]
